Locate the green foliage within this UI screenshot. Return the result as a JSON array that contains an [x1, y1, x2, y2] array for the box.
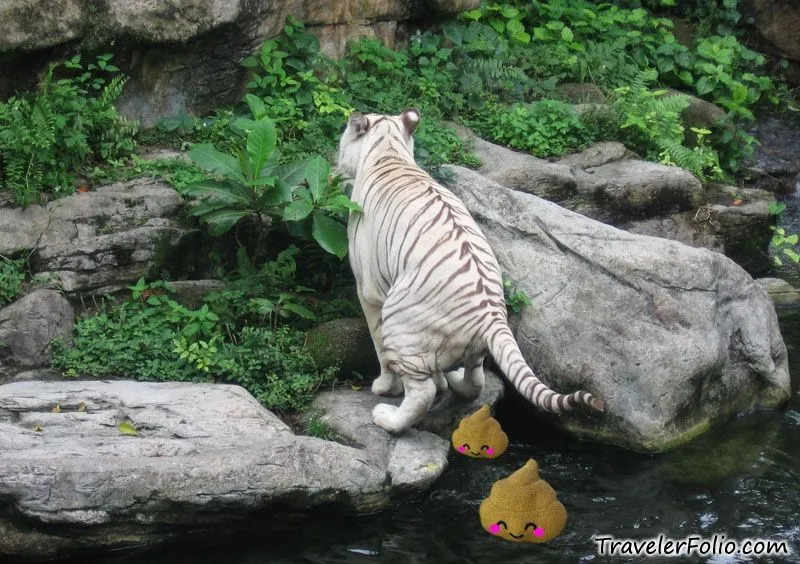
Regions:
[[151, 108, 241, 154], [304, 411, 339, 441], [242, 16, 351, 137], [203, 245, 318, 332], [768, 202, 800, 267], [0, 54, 137, 205], [51, 277, 336, 413], [183, 99, 359, 259], [612, 71, 723, 181], [0, 257, 26, 306], [88, 155, 207, 191], [503, 275, 532, 314], [468, 99, 593, 158]]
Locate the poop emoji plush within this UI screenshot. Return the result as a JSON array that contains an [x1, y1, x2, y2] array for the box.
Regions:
[[451, 405, 509, 459], [479, 459, 567, 543]]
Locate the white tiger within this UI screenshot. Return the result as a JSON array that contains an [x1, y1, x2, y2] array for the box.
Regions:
[[337, 109, 604, 434]]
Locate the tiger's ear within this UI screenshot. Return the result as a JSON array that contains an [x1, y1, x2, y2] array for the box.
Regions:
[[349, 112, 370, 136], [401, 108, 420, 135]]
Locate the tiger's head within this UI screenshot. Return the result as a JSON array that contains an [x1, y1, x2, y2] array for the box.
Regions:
[[336, 109, 420, 179]]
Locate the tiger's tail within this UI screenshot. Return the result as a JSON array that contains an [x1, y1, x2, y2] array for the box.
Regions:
[[487, 322, 604, 413]]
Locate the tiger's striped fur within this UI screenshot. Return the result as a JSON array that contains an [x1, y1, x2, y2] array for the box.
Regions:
[[338, 109, 604, 434]]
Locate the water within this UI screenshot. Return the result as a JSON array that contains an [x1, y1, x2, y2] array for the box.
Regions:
[[60, 312, 800, 564]]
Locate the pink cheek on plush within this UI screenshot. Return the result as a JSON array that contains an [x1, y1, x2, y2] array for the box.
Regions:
[[533, 527, 544, 538], [458, 445, 467, 453], [489, 523, 501, 535], [486, 447, 495, 456]]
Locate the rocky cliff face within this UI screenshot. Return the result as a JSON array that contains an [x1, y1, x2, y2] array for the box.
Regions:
[[0, 0, 478, 127], [742, 0, 800, 86]]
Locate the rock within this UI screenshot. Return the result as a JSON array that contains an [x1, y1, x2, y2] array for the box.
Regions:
[[742, 0, 800, 63], [458, 124, 704, 221], [442, 164, 790, 452], [557, 141, 631, 170], [457, 126, 773, 274], [665, 89, 729, 131], [29, 177, 194, 296], [451, 123, 577, 203], [746, 112, 800, 194], [0, 205, 50, 256], [0, 290, 74, 368], [0, 0, 84, 51], [569, 160, 704, 223], [168, 279, 226, 308], [618, 184, 775, 274], [0, 0, 480, 126], [555, 82, 608, 104], [0, 378, 478, 560], [306, 317, 379, 379], [756, 278, 800, 310]]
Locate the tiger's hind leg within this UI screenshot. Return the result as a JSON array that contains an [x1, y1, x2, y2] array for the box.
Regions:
[[373, 375, 437, 434], [445, 358, 486, 400], [358, 294, 403, 397]]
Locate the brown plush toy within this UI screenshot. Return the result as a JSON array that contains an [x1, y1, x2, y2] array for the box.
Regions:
[[451, 405, 509, 459], [479, 459, 567, 543]]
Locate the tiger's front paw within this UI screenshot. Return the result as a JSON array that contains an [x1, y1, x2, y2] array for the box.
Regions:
[[372, 372, 403, 396], [372, 403, 405, 434]]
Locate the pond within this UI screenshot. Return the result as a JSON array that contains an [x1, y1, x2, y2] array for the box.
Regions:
[[62, 310, 799, 564]]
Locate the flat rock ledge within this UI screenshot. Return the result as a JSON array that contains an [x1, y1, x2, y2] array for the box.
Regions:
[[0, 376, 503, 560]]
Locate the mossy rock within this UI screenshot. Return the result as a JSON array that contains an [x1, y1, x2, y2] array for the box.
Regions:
[[306, 317, 378, 380], [555, 82, 608, 104]]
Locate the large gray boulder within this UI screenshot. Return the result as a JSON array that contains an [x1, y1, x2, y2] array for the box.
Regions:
[[21, 177, 194, 296], [0, 376, 501, 559], [442, 165, 790, 452], [0, 290, 74, 368], [457, 125, 774, 274]]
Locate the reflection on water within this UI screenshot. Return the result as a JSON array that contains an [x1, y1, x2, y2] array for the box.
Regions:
[[65, 314, 799, 564]]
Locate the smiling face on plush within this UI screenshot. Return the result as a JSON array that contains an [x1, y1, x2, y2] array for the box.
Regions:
[[451, 405, 509, 459], [479, 459, 567, 543]]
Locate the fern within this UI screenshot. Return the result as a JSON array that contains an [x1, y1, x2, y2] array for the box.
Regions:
[[0, 54, 137, 205], [613, 71, 723, 182]]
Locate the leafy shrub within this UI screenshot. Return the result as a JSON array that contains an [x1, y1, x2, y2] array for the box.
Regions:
[[0, 54, 137, 205], [0, 257, 26, 306], [183, 96, 360, 260], [468, 99, 594, 158], [51, 278, 335, 413], [613, 71, 723, 181], [242, 16, 351, 137]]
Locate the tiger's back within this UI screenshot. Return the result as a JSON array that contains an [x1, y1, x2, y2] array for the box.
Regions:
[[338, 109, 603, 434]]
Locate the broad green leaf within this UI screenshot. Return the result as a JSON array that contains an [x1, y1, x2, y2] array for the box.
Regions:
[[188, 144, 246, 184], [274, 160, 308, 188], [246, 176, 277, 187], [258, 180, 292, 208], [506, 19, 525, 37], [244, 93, 267, 119], [283, 199, 314, 222], [247, 118, 277, 182], [201, 209, 250, 236], [118, 421, 139, 436], [312, 212, 348, 258], [325, 194, 363, 213], [784, 248, 800, 263], [182, 180, 251, 204], [281, 302, 317, 320], [304, 155, 331, 201], [236, 246, 257, 276], [695, 75, 718, 96], [731, 83, 748, 105], [561, 27, 574, 42]]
